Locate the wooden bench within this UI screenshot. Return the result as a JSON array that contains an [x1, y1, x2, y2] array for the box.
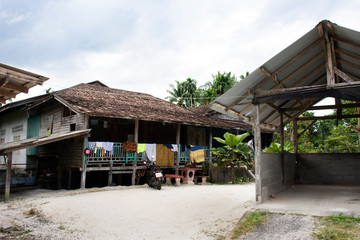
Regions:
[[195, 176, 209, 185], [164, 174, 184, 186]]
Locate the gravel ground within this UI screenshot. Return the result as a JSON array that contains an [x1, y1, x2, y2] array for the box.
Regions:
[[0, 184, 256, 240], [236, 213, 315, 240]]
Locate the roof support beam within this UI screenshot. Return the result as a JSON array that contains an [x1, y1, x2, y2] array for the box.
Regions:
[[284, 102, 360, 112], [0, 89, 16, 98], [0, 75, 29, 93], [334, 67, 354, 82], [325, 33, 336, 86], [0, 66, 47, 85], [297, 114, 360, 121]]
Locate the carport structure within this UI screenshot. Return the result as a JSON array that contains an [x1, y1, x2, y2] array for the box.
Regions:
[[211, 20, 360, 203]]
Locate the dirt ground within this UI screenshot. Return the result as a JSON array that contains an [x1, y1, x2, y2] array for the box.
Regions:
[[0, 184, 255, 240]]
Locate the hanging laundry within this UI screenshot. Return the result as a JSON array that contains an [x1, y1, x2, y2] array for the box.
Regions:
[[95, 142, 103, 153], [163, 144, 173, 150], [190, 146, 205, 163], [88, 141, 96, 150], [137, 144, 146, 153], [171, 144, 178, 152], [144, 144, 156, 162], [156, 144, 174, 167], [102, 142, 114, 152], [123, 141, 137, 152]]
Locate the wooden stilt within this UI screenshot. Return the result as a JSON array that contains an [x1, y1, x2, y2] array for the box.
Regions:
[[175, 124, 181, 175], [208, 127, 213, 178], [5, 152, 12, 202], [131, 119, 139, 185], [67, 168, 72, 189]]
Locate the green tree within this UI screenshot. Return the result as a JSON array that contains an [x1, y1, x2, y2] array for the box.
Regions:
[[209, 71, 237, 95], [182, 78, 198, 108], [166, 80, 187, 107], [166, 78, 199, 108], [211, 132, 252, 183]]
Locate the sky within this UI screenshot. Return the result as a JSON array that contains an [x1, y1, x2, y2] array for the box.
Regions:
[[1, 0, 360, 103]]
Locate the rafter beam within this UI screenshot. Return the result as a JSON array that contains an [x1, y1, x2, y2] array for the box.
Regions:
[[334, 67, 354, 82], [0, 66, 46, 85], [0, 89, 16, 98], [261, 67, 284, 88], [297, 114, 360, 121], [0, 76, 29, 93], [284, 102, 360, 112]]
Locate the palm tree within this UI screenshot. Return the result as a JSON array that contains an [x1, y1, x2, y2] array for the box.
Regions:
[[182, 78, 198, 108], [166, 81, 186, 107], [166, 78, 199, 108], [211, 72, 237, 95]]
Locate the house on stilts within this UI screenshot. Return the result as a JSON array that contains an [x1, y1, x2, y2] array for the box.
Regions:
[[1, 81, 266, 190]]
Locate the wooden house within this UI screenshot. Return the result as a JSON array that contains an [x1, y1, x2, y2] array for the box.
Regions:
[[1, 81, 253, 189]]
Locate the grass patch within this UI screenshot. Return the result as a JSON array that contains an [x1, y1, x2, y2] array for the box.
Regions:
[[231, 210, 269, 239], [312, 213, 360, 240], [58, 225, 65, 230], [26, 208, 37, 216]]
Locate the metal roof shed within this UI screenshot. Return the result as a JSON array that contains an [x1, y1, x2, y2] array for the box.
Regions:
[[210, 20, 360, 203]]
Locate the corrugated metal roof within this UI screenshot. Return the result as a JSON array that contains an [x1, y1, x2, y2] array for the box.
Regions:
[[0, 129, 90, 155], [210, 20, 360, 131], [0, 63, 49, 104]]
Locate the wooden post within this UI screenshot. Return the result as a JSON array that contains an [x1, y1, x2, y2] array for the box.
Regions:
[[325, 33, 335, 86], [253, 104, 262, 203], [293, 120, 298, 154], [208, 127, 213, 178], [175, 123, 181, 175], [280, 112, 285, 185], [131, 119, 139, 185], [108, 161, 113, 186], [67, 168, 72, 190], [81, 115, 89, 189], [5, 152, 12, 202]]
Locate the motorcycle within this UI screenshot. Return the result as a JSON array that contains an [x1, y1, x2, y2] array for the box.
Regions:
[[145, 161, 163, 190]]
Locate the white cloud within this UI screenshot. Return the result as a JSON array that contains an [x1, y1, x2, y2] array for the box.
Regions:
[[4, 0, 360, 102]]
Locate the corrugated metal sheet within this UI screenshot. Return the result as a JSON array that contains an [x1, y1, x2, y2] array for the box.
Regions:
[[210, 20, 360, 131]]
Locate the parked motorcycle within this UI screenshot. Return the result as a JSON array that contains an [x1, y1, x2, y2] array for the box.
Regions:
[[145, 161, 163, 190]]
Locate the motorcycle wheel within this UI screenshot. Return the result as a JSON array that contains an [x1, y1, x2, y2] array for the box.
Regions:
[[156, 181, 161, 190]]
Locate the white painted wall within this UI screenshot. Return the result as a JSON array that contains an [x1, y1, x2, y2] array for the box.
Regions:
[[0, 110, 28, 168]]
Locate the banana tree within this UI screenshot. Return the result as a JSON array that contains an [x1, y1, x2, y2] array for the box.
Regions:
[[211, 132, 252, 183]]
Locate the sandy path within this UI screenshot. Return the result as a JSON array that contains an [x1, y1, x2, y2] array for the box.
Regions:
[[1, 184, 255, 240]]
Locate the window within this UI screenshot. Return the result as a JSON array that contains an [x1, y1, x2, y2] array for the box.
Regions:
[[90, 119, 98, 126], [0, 129, 5, 136], [13, 135, 21, 141], [70, 123, 76, 131], [63, 106, 76, 117], [12, 125, 23, 133], [1, 138, 5, 144]]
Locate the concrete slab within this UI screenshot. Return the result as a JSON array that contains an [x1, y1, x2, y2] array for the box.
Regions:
[[255, 185, 360, 217]]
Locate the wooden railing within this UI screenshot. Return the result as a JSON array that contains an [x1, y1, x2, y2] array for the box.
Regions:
[[85, 142, 210, 165]]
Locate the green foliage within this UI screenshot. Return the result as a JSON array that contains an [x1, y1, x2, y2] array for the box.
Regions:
[[264, 142, 293, 153], [166, 71, 248, 107], [211, 132, 252, 168], [312, 213, 360, 240], [272, 107, 360, 153], [231, 211, 269, 239], [323, 125, 359, 153], [166, 78, 199, 108]]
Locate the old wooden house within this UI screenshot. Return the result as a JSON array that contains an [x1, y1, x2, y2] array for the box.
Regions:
[[1, 81, 257, 190]]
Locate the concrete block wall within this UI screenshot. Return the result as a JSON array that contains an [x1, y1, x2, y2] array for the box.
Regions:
[[211, 166, 254, 183], [297, 153, 360, 185], [259, 153, 296, 201]]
